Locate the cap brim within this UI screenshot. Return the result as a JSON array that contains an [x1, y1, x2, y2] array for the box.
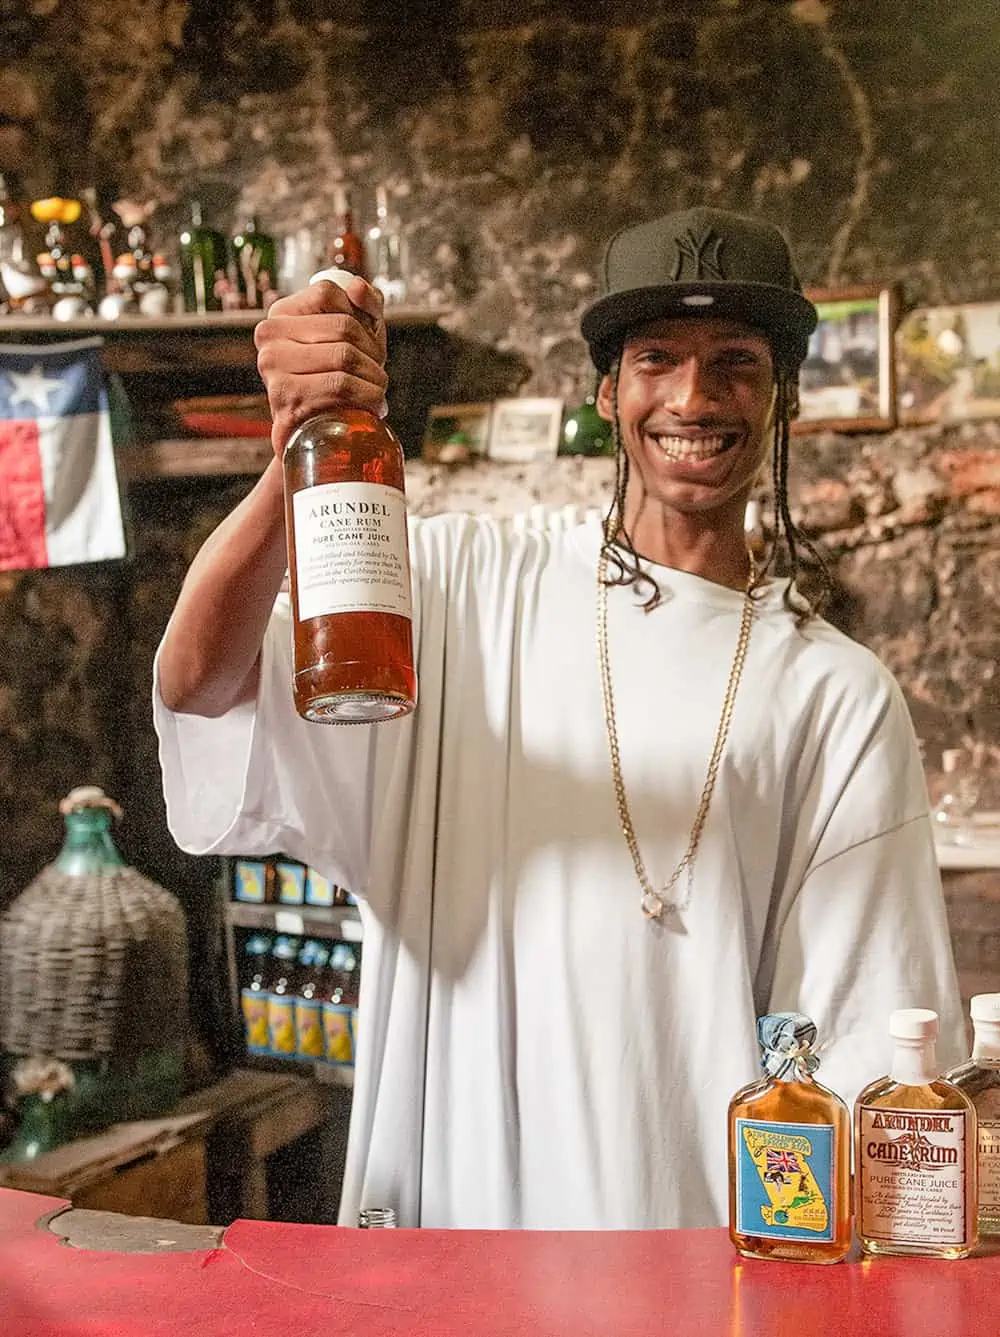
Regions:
[[581, 282, 818, 374]]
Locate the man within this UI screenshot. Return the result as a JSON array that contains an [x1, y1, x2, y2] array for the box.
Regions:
[[155, 206, 964, 1230]]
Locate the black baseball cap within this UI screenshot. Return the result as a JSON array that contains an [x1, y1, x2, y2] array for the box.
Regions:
[[580, 206, 817, 374]]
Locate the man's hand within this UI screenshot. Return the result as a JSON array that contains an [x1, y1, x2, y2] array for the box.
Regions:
[[254, 275, 389, 459]]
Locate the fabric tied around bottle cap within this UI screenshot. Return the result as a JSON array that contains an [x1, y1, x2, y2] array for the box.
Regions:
[[757, 1011, 821, 1080]]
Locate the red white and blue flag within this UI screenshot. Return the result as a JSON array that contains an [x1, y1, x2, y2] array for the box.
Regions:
[[0, 338, 126, 571]]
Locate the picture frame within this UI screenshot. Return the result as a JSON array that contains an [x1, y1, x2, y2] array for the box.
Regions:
[[421, 402, 493, 462], [896, 300, 1000, 426], [486, 397, 564, 463], [793, 285, 897, 434]]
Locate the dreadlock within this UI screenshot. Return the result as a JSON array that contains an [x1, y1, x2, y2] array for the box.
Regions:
[[600, 357, 833, 622]]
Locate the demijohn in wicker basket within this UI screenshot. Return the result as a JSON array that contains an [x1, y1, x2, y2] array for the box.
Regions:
[[0, 786, 189, 1134]]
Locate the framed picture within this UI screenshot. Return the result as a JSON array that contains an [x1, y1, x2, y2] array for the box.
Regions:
[[896, 300, 1000, 426], [421, 402, 493, 462], [794, 285, 897, 433], [487, 397, 564, 463]]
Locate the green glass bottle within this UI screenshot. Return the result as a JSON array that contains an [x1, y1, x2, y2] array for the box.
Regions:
[[179, 200, 228, 313], [560, 392, 614, 456], [232, 214, 278, 309]]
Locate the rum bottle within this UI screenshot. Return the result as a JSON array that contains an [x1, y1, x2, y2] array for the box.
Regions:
[[855, 1008, 978, 1258], [328, 185, 368, 278], [728, 1012, 851, 1263], [945, 993, 1000, 1237], [282, 269, 416, 724]]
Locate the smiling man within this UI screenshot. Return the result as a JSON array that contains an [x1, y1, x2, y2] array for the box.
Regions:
[[154, 206, 964, 1230]]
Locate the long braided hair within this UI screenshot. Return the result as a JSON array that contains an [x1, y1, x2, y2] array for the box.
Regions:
[[600, 356, 832, 621]]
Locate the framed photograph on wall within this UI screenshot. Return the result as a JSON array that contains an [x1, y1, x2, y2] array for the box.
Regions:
[[793, 285, 897, 433], [487, 398, 564, 463], [896, 300, 1000, 426], [421, 402, 493, 462]]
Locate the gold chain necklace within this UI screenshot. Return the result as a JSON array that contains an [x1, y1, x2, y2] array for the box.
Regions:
[[596, 547, 756, 921]]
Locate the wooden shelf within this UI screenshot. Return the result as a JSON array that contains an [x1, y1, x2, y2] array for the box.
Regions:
[[0, 306, 449, 335], [226, 900, 363, 942], [117, 437, 274, 481]]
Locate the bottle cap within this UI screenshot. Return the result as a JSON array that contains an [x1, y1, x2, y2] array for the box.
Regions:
[[757, 1012, 820, 1078], [310, 267, 356, 292], [889, 1007, 938, 1040], [971, 994, 1000, 1024]]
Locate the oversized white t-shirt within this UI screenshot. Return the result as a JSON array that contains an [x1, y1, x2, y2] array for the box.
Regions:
[[155, 514, 965, 1230]]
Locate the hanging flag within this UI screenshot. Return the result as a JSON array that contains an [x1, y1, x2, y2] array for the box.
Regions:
[[0, 337, 126, 572]]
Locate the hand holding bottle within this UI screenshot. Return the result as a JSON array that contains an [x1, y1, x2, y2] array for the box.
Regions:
[[254, 274, 388, 460]]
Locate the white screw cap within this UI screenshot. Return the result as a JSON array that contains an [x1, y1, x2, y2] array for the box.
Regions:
[[889, 1008, 939, 1040], [971, 994, 1000, 1024]]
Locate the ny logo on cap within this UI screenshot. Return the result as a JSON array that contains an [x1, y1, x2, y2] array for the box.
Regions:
[[671, 226, 726, 282]]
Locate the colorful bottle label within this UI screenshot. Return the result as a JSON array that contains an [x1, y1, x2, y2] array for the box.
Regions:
[[291, 481, 412, 621], [268, 995, 298, 1056], [234, 859, 268, 903], [275, 861, 306, 904], [858, 1106, 969, 1245], [322, 1000, 355, 1066], [735, 1119, 834, 1241], [295, 997, 325, 1059], [305, 866, 335, 907], [241, 989, 270, 1054]]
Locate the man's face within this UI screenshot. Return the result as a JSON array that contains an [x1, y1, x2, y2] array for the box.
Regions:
[[596, 316, 777, 517]]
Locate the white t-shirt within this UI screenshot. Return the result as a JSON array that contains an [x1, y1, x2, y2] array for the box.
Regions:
[[154, 514, 965, 1230]]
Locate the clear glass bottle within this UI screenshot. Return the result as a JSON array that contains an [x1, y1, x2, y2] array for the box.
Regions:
[[931, 747, 981, 846], [946, 993, 1000, 1237], [367, 185, 407, 305], [728, 1012, 851, 1263], [855, 1008, 978, 1259], [282, 268, 416, 724]]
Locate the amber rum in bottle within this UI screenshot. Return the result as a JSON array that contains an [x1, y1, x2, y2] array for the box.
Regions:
[[728, 1012, 851, 1263], [945, 993, 1000, 1237], [283, 270, 416, 724], [855, 1008, 978, 1259]]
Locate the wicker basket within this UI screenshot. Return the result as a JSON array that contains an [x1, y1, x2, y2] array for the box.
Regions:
[[0, 787, 188, 1062]]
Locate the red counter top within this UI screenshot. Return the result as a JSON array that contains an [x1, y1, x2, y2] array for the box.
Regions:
[[2, 1185, 997, 1336]]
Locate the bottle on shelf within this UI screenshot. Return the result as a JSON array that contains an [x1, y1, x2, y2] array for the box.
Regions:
[[266, 935, 302, 1058], [322, 942, 359, 1066], [559, 389, 613, 457], [728, 1012, 851, 1263], [231, 215, 278, 309], [240, 934, 274, 1055], [295, 940, 331, 1061], [367, 184, 407, 305], [179, 201, 228, 313], [328, 185, 368, 279], [855, 1007, 978, 1259], [945, 993, 1000, 1237], [931, 746, 981, 846], [282, 267, 416, 724]]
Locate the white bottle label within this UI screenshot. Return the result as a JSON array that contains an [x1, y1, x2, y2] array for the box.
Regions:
[[980, 1120, 1000, 1212], [291, 482, 412, 621], [858, 1106, 969, 1246]]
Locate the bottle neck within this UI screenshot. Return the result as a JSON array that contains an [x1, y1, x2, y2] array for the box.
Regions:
[[890, 1037, 938, 1086], [972, 1022, 1000, 1066], [55, 808, 125, 876]]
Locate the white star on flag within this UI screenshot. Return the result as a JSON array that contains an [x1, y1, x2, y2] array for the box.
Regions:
[[5, 362, 63, 413]]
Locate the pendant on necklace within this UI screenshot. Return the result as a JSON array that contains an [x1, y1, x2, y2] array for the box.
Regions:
[[641, 891, 666, 920]]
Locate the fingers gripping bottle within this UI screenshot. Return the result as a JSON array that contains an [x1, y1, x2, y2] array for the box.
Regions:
[[728, 1012, 851, 1263], [282, 268, 416, 723]]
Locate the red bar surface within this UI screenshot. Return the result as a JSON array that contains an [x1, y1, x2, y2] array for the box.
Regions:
[[2, 1186, 998, 1336]]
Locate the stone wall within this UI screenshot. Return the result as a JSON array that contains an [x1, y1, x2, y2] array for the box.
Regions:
[[1, 1, 999, 1056]]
